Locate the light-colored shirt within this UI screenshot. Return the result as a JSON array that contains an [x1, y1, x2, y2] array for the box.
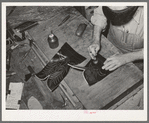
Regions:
[[91, 6, 144, 39]]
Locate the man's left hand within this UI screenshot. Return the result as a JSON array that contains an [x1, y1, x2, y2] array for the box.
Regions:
[[102, 54, 130, 71]]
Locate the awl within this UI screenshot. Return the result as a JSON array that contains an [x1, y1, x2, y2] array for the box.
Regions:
[[58, 15, 70, 26]]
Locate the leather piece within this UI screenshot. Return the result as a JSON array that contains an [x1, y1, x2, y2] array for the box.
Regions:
[[28, 96, 43, 109], [36, 56, 69, 80], [36, 42, 86, 91], [47, 62, 70, 91], [83, 54, 112, 86], [102, 6, 139, 26], [58, 42, 86, 65]]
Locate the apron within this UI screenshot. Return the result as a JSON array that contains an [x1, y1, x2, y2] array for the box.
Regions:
[[102, 6, 143, 53], [107, 23, 144, 54]]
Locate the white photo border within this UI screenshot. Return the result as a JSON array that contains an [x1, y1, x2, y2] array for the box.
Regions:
[[2, 2, 148, 121]]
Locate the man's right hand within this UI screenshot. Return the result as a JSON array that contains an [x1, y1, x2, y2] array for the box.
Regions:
[[88, 44, 100, 60], [88, 25, 102, 60]]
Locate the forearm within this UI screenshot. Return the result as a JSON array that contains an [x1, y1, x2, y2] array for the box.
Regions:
[[102, 49, 144, 71], [93, 25, 103, 44], [124, 49, 144, 63]]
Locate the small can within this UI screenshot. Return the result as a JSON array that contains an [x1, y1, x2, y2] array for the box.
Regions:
[[48, 33, 59, 49]]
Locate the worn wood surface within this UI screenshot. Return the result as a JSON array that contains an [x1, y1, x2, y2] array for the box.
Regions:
[[7, 6, 143, 109]]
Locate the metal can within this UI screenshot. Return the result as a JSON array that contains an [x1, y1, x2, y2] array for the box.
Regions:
[[48, 33, 59, 49]]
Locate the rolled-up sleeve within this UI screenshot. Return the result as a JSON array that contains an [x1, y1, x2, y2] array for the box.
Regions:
[[91, 6, 107, 31]]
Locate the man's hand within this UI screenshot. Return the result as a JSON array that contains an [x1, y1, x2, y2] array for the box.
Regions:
[[102, 54, 130, 71], [88, 25, 103, 60], [102, 49, 143, 71], [88, 44, 100, 60]]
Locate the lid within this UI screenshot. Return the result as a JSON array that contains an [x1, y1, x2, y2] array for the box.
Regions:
[[48, 34, 54, 38]]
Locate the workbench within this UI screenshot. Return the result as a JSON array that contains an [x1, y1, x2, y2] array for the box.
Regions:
[[7, 6, 143, 109]]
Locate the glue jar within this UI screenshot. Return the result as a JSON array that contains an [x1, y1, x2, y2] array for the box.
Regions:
[[48, 32, 59, 49]]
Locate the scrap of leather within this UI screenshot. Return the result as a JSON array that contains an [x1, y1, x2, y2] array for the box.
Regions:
[[36, 42, 86, 91], [57, 42, 86, 65], [47, 61, 70, 91], [27, 96, 43, 109], [83, 54, 112, 86]]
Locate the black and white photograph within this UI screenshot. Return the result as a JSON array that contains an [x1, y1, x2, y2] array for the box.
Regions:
[[2, 2, 147, 121]]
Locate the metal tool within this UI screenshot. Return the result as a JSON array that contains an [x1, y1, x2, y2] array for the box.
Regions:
[[7, 6, 16, 16], [7, 22, 25, 42], [58, 15, 70, 26], [6, 71, 16, 77], [19, 48, 32, 63], [14, 21, 38, 33], [92, 58, 99, 64], [6, 71, 16, 79]]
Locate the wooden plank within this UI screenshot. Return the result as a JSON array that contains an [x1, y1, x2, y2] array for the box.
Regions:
[[109, 82, 143, 109]]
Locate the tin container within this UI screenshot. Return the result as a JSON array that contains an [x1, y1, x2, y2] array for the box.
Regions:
[[48, 33, 59, 49]]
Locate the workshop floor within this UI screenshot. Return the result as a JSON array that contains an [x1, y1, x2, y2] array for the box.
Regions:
[[6, 6, 144, 110]]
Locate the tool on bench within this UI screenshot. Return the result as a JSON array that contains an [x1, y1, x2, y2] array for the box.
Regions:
[[14, 21, 38, 33], [6, 71, 16, 79], [58, 15, 70, 26], [7, 6, 16, 16], [6, 71, 16, 77], [6, 21, 38, 44], [19, 48, 32, 64], [75, 23, 87, 37], [7, 22, 25, 43]]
